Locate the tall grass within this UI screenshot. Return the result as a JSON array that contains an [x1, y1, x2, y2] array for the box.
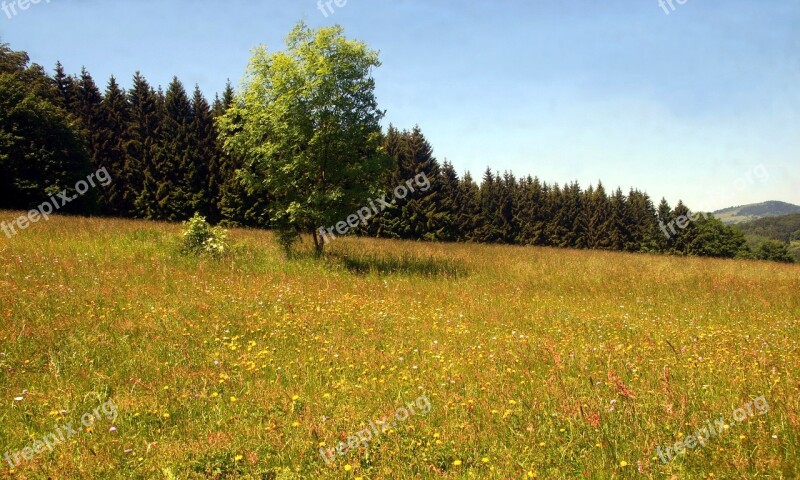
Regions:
[[1, 211, 798, 478]]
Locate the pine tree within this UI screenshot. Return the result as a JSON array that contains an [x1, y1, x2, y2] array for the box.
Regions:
[[496, 172, 518, 243], [586, 182, 611, 249], [126, 72, 161, 218], [455, 172, 482, 241], [402, 127, 445, 240], [625, 189, 659, 252], [656, 198, 674, 252], [156, 77, 195, 219], [437, 160, 460, 241], [53, 61, 80, 113], [608, 188, 629, 251], [73, 68, 104, 211], [98, 76, 131, 215], [669, 200, 693, 254], [516, 176, 547, 245], [476, 168, 503, 243], [190, 85, 215, 219], [564, 181, 586, 248], [212, 80, 234, 118]]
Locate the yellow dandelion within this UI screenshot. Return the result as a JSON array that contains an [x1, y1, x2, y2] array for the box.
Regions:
[[234, 455, 243, 461], [453, 460, 462, 466], [230, 396, 237, 403], [620, 461, 628, 467], [481, 457, 490, 463], [291, 395, 300, 401], [291, 421, 300, 427], [344, 464, 352, 471]]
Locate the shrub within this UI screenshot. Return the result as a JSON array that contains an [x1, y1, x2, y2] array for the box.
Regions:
[[182, 213, 229, 258]]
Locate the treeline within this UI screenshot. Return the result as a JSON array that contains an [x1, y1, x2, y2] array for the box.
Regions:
[[1, 44, 262, 226], [0, 44, 793, 262], [366, 126, 766, 259], [732, 214, 800, 263], [733, 213, 800, 243]]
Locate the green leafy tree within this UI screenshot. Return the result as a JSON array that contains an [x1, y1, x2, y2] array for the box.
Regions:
[[755, 240, 795, 263], [218, 22, 389, 255], [0, 45, 90, 211]]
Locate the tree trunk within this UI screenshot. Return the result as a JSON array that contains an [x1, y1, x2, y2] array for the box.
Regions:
[[312, 229, 324, 256]]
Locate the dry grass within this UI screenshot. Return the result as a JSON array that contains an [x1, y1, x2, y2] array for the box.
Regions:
[[1, 211, 798, 479]]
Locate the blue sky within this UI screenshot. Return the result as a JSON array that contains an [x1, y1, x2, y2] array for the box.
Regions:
[[2, 0, 798, 211]]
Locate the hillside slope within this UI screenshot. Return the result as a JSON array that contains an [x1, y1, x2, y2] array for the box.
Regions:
[[1, 213, 799, 478], [712, 200, 800, 224]]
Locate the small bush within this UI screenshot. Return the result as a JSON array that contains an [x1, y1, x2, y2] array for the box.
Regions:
[[182, 213, 229, 258]]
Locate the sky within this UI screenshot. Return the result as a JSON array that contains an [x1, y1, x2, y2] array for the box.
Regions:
[[2, 0, 798, 212]]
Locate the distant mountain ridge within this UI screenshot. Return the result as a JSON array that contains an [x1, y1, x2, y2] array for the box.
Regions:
[[711, 201, 800, 224]]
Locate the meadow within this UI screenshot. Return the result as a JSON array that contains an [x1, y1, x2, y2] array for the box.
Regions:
[[0, 212, 798, 479]]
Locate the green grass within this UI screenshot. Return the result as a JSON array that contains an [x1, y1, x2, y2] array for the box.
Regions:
[[1, 212, 799, 479]]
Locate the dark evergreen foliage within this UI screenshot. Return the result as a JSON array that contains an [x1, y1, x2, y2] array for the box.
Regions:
[[0, 43, 789, 262]]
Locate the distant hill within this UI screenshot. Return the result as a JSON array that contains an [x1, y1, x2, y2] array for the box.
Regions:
[[732, 213, 800, 242], [731, 212, 800, 262], [711, 201, 800, 224]]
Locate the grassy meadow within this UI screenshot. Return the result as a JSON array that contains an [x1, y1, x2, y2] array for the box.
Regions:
[[1, 212, 799, 479]]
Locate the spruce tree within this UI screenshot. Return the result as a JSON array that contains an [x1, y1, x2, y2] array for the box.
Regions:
[[455, 172, 483, 242], [126, 72, 161, 218], [190, 85, 215, 219], [74, 68, 104, 211], [437, 160, 460, 241], [98, 76, 131, 215], [586, 182, 611, 249], [476, 168, 502, 243], [656, 198, 674, 252], [158, 77, 194, 220]]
